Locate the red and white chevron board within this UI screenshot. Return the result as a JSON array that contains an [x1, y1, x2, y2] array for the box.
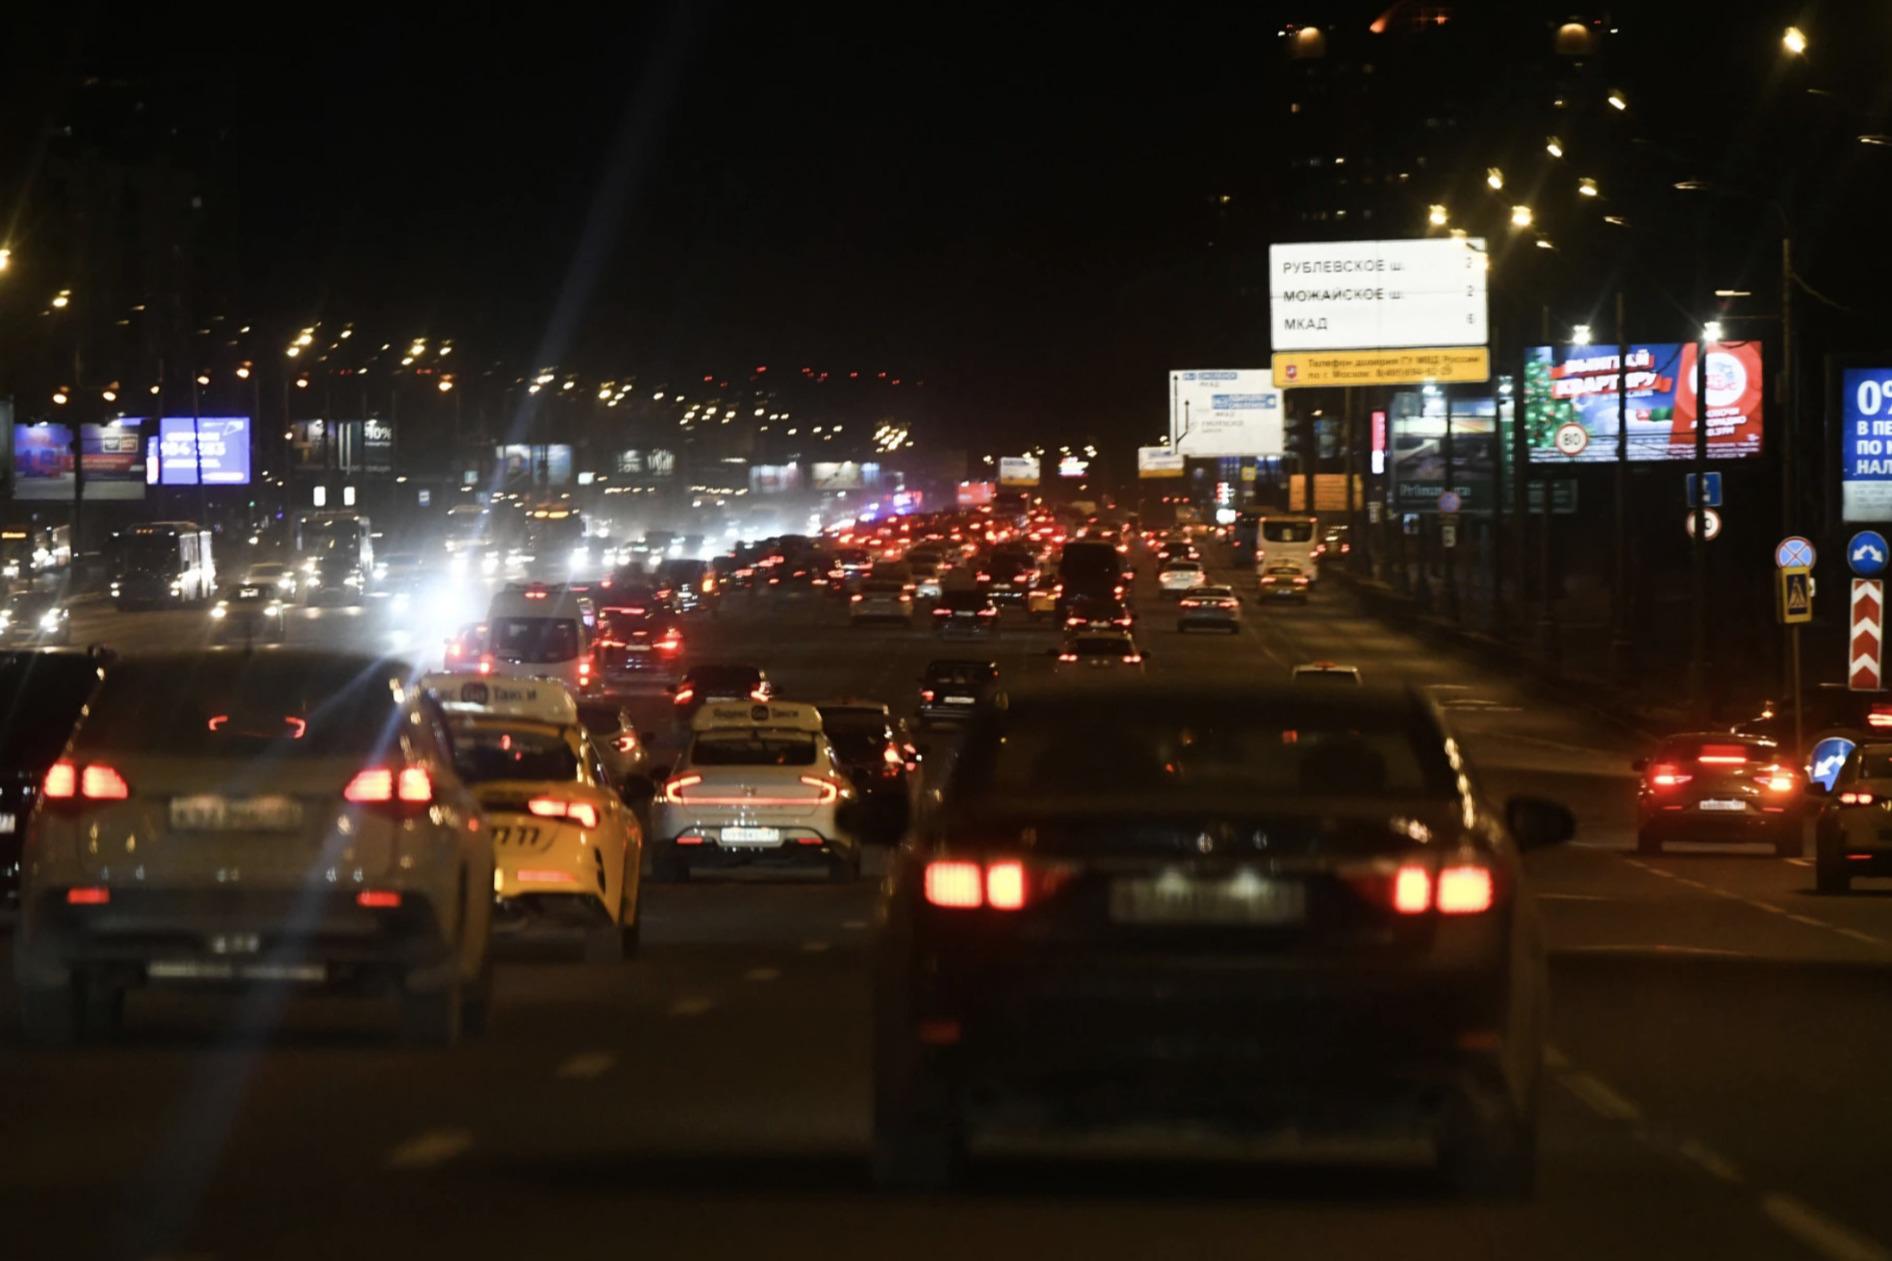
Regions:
[[1852, 578, 1885, 691]]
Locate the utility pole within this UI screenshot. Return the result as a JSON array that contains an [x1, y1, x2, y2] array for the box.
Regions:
[[1442, 385, 1458, 621], [1537, 305, 1557, 666], [1780, 234, 1796, 696], [1690, 333, 1711, 713], [1611, 289, 1632, 677]]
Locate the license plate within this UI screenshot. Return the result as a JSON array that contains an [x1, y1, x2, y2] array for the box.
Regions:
[[1699, 799, 1748, 812], [944, 695, 974, 705], [721, 826, 781, 845], [1109, 872, 1306, 926], [148, 960, 327, 983], [169, 795, 302, 831]]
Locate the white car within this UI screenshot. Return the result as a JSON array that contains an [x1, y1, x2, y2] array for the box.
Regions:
[[1177, 585, 1241, 633], [851, 580, 915, 625], [1291, 660, 1363, 685], [651, 700, 861, 883], [425, 673, 643, 961], [484, 583, 598, 696], [1055, 630, 1147, 672], [1157, 560, 1206, 599]]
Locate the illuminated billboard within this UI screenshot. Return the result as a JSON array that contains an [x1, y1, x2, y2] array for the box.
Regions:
[[149, 417, 252, 486], [13, 422, 147, 500], [1524, 342, 1764, 463], [1168, 371, 1284, 457]]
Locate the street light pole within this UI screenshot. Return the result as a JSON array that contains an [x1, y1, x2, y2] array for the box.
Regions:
[[1691, 332, 1712, 713], [1780, 233, 1796, 696], [1611, 289, 1632, 676]]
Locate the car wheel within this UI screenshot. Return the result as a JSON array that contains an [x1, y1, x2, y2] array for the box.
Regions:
[[872, 1058, 962, 1191], [1635, 827, 1661, 855], [650, 850, 692, 883], [19, 979, 83, 1046], [462, 957, 495, 1038], [583, 918, 625, 963], [1816, 857, 1852, 895], [829, 848, 863, 883], [399, 980, 464, 1046], [1437, 1093, 1536, 1200]]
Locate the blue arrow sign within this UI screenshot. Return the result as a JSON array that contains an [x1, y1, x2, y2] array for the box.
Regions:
[[1850, 530, 1889, 578], [1810, 736, 1857, 792], [1686, 471, 1723, 508], [1777, 536, 1817, 569]]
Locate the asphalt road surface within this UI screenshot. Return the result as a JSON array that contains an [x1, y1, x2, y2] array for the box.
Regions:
[[5, 569, 1891, 1261]]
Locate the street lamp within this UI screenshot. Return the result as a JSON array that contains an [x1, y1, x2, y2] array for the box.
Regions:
[[1545, 137, 1564, 158], [1702, 320, 1724, 342], [1509, 204, 1534, 228], [1782, 25, 1808, 56], [437, 378, 454, 393], [50, 290, 70, 309], [1572, 324, 1593, 345], [0, 247, 11, 271], [1427, 203, 1448, 227], [1486, 167, 1505, 190], [51, 390, 68, 405], [1578, 177, 1599, 198], [1607, 89, 1628, 111]]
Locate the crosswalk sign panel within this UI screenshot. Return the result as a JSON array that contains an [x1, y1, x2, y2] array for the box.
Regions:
[[1779, 566, 1813, 624]]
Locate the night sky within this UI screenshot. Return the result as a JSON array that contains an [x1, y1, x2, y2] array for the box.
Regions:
[[6, 2, 1889, 454]]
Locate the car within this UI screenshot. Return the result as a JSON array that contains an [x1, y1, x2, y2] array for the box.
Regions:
[[1732, 685, 1892, 789], [1322, 524, 1352, 559], [1024, 583, 1058, 622], [443, 621, 489, 673], [655, 558, 719, 613], [576, 698, 654, 788], [594, 604, 685, 691], [485, 583, 599, 695], [427, 673, 644, 961], [242, 560, 300, 598], [650, 699, 862, 883], [1177, 585, 1241, 633], [1157, 559, 1207, 600], [209, 581, 288, 643], [909, 557, 946, 602], [1813, 742, 1892, 891], [0, 592, 73, 646], [917, 659, 999, 728], [1292, 661, 1363, 685], [1054, 629, 1146, 672], [871, 681, 1575, 1193], [977, 547, 1038, 604], [932, 589, 999, 639], [852, 580, 916, 625], [672, 663, 772, 722], [0, 649, 109, 914], [1062, 593, 1134, 633], [819, 699, 923, 842], [1633, 733, 1804, 856], [303, 550, 367, 606], [14, 651, 494, 1045], [1258, 562, 1312, 603]]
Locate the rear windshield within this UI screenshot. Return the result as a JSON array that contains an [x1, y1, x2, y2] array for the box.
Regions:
[[938, 592, 989, 611], [75, 656, 409, 759], [687, 667, 762, 691], [1262, 520, 1316, 543], [1847, 745, 1892, 780], [576, 704, 628, 734], [1658, 738, 1776, 764], [927, 662, 997, 684], [0, 655, 101, 767], [1071, 637, 1134, 656], [489, 617, 580, 663], [954, 697, 1456, 801], [690, 731, 817, 767], [451, 721, 580, 784]]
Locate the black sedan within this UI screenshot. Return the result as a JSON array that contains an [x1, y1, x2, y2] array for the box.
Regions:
[[870, 682, 1574, 1195]]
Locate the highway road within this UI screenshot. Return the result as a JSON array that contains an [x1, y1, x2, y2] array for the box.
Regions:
[[4, 568, 1891, 1260]]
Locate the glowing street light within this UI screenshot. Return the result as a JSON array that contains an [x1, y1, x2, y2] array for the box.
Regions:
[[1572, 325, 1592, 345], [286, 345, 302, 358], [1545, 136, 1564, 158], [101, 389, 117, 403], [437, 378, 454, 393], [51, 390, 68, 405], [195, 374, 210, 386], [0, 247, 11, 271], [1703, 320, 1724, 342], [1607, 89, 1628, 111], [1509, 204, 1534, 228], [1578, 177, 1599, 197], [1427, 203, 1448, 227], [1782, 26, 1808, 56], [235, 364, 252, 379], [51, 290, 70, 309], [1486, 167, 1505, 190]]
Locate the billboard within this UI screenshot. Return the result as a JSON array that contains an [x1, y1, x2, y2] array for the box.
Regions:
[[494, 443, 573, 487], [149, 417, 251, 486], [810, 461, 881, 491], [1137, 447, 1185, 478], [1842, 368, 1892, 521], [1388, 391, 1507, 513], [1168, 371, 1284, 457], [1057, 456, 1089, 479], [289, 419, 394, 473], [1269, 237, 1489, 351], [13, 422, 147, 501], [1272, 346, 1489, 389], [956, 480, 995, 506], [614, 448, 676, 481], [998, 455, 1040, 486], [1523, 342, 1764, 463], [748, 463, 802, 495]]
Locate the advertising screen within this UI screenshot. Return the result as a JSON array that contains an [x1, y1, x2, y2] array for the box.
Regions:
[[1268, 238, 1489, 351], [615, 448, 676, 481], [1523, 342, 1764, 463], [956, 481, 995, 506], [998, 456, 1040, 486], [1137, 447, 1185, 478], [1168, 371, 1284, 457], [148, 417, 251, 486], [13, 422, 148, 500], [1842, 368, 1892, 521], [494, 443, 573, 487], [748, 463, 802, 494], [810, 461, 881, 490]]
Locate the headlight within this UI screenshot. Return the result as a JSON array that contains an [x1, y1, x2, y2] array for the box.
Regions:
[[264, 602, 283, 616], [38, 611, 62, 631], [391, 591, 411, 611], [108, 583, 120, 597], [169, 580, 183, 594], [343, 573, 362, 587], [209, 604, 228, 619], [570, 545, 591, 566], [480, 555, 499, 575], [449, 554, 469, 577]]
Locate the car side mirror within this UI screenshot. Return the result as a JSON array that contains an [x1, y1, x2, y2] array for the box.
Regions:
[[1506, 795, 1576, 850], [1630, 757, 1648, 772], [1806, 780, 1831, 797], [619, 775, 657, 805]]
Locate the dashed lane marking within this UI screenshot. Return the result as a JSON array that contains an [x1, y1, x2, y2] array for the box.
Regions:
[[1676, 1137, 1745, 1185], [1538, 892, 1614, 902], [1787, 858, 1813, 868], [554, 1051, 617, 1080], [744, 966, 782, 982], [1834, 927, 1888, 947], [668, 996, 717, 1017], [840, 918, 870, 930], [384, 1128, 474, 1171], [1762, 1195, 1892, 1261], [1559, 1071, 1643, 1122]]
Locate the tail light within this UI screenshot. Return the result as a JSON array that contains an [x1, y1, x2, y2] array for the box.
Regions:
[[661, 773, 703, 803], [800, 775, 841, 804], [1839, 790, 1877, 806], [919, 689, 935, 702], [356, 889, 402, 909], [976, 572, 990, 582], [882, 743, 905, 767], [345, 766, 433, 807], [1647, 763, 1692, 788], [923, 857, 1038, 910], [528, 797, 601, 829], [932, 607, 949, 617], [1383, 860, 1496, 915], [977, 607, 998, 618], [1122, 654, 1143, 664], [478, 655, 495, 675], [655, 631, 683, 654], [615, 732, 639, 754], [1758, 768, 1798, 794], [1869, 704, 1892, 729], [1697, 744, 1749, 765], [850, 594, 863, 603], [578, 657, 593, 685], [750, 686, 770, 702], [66, 885, 111, 905], [44, 760, 130, 801], [673, 686, 695, 706], [1057, 652, 1078, 662]]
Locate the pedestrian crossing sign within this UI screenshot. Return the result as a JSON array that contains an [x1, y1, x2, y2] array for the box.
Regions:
[[1779, 566, 1813, 625]]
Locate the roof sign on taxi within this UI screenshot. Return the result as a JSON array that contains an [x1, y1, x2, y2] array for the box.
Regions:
[[422, 672, 578, 725], [691, 700, 823, 732]]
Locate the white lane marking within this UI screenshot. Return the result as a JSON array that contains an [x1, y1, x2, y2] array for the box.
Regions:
[[1786, 913, 1825, 927], [1558, 944, 1753, 958], [1742, 899, 1787, 915], [1762, 1194, 1892, 1261], [384, 1128, 474, 1170], [840, 918, 870, 930], [668, 996, 716, 1017], [1538, 892, 1614, 902], [1675, 1137, 1744, 1185], [1787, 857, 1813, 868], [1559, 1070, 1643, 1122], [800, 940, 832, 954], [554, 1051, 617, 1080], [1834, 927, 1888, 947], [744, 966, 782, 982], [1543, 1044, 1570, 1071]]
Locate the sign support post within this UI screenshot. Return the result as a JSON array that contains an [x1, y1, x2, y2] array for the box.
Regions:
[[1691, 336, 1711, 713]]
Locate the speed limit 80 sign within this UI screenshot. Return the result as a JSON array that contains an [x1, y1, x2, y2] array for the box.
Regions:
[[1843, 367, 1892, 522]]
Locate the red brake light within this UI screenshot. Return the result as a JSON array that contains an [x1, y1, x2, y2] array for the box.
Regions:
[[43, 760, 77, 799], [356, 889, 402, 909], [984, 860, 1027, 910], [344, 768, 394, 803], [1760, 770, 1797, 793], [751, 686, 770, 702], [80, 765, 130, 800], [1392, 864, 1431, 915], [662, 773, 702, 803], [799, 775, 840, 804], [397, 766, 433, 804], [883, 743, 905, 766], [673, 686, 695, 705], [1871, 706, 1892, 728], [66, 885, 111, 905], [1840, 791, 1877, 806], [1436, 865, 1495, 915], [1648, 762, 1692, 788], [1697, 744, 1749, 765], [615, 733, 639, 753], [528, 797, 600, 829], [924, 860, 984, 908]]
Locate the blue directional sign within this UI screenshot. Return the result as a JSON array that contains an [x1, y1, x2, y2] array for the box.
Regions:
[[1809, 736, 1857, 792], [1849, 530, 1889, 578], [1776, 536, 1817, 570], [1686, 471, 1723, 508]]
